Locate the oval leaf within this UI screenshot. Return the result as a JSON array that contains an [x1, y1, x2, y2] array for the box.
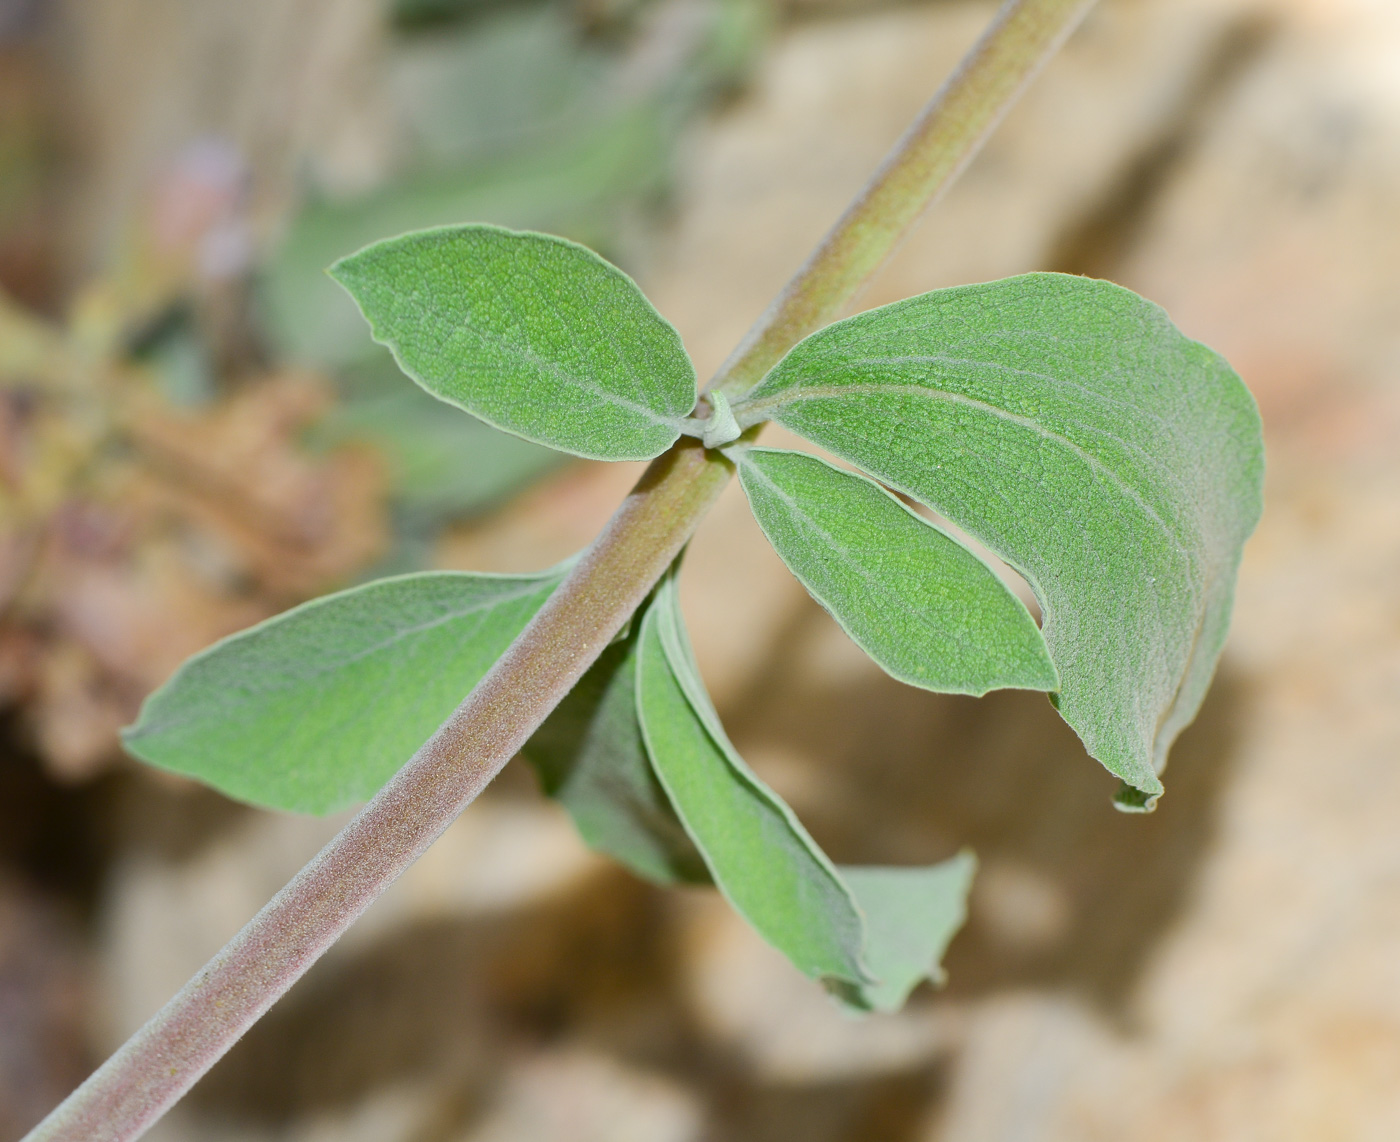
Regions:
[[738, 274, 1264, 801], [635, 570, 975, 1005], [331, 224, 697, 461], [736, 446, 1057, 696], [636, 572, 868, 984], [123, 568, 567, 813]]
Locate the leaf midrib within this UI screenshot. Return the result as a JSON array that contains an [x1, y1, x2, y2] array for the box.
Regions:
[[743, 378, 1196, 567], [130, 574, 563, 738], [446, 308, 688, 432], [742, 457, 1038, 678]]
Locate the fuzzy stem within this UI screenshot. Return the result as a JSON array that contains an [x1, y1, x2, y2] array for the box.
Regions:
[[25, 2, 1093, 1138], [26, 441, 730, 1142], [712, 0, 1095, 398]]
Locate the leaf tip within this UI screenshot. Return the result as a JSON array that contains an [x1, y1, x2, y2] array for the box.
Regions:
[[1112, 780, 1161, 814], [820, 976, 877, 1014], [118, 708, 158, 755], [1024, 652, 1061, 696], [324, 249, 359, 288]]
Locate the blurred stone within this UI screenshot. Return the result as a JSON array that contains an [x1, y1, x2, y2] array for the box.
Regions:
[[647, 0, 1262, 379], [679, 891, 958, 1083], [460, 1049, 701, 1142], [147, 1083, 432, 1142], [927, 994, 1128, 1142], [971, 860, 1073, 957], [99, 796, 597, 1048], [1115, 4, 1400, 424], [0, 875, 91, 1140]]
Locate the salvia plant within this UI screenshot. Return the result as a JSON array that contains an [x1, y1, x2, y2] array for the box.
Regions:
[[27, 1, 1264, 1138]]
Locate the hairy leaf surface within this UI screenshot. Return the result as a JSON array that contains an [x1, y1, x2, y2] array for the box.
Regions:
[[635, 575, 868, 984], [739, 274, 1264, 800], [527, 630, 709, 885], [635, 571, 975, 1006], [332, 224, 696, 460], [736, 446, 1057, 696], [124, 568, 567, 813], [836, 856, 975, 1012]]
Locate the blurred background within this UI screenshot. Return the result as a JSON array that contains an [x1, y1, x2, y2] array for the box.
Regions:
[[2, 0, 1398, 1137]]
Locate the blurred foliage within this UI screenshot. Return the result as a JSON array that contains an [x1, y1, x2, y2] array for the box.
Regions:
[[0, 155, 387, 780], [0, 41, 56, 310], [309, 354, 563, 535], [0, 0, 767, 780], [261, 0, 768, 529], [0, 285, 383, 778]]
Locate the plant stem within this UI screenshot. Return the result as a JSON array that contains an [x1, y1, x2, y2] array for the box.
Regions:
[[26, 2, 1093, 1138], [712, 0, 1094, 398], [26, 441, 732, 1142]]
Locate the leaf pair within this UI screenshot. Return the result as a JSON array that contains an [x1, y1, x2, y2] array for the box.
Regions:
[[124, 559, 971, 1010], [332, 224, 1264, 804], [729, 279, 1264, 803], [535, 567, 973, 1010]]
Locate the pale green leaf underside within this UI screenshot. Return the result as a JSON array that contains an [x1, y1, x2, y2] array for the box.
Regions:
[[635, 570, 973, 1007], [736, 446, 1057, 697], [331, 224, 697, 461], [740, 273, 1264, 798], [123, 568, 567, 814], [636, 573, 867, 984], [525, 630, 709, 885], [836, 855, 976, 1012]]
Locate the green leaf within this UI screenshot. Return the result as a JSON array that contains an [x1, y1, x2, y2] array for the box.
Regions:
[[123, 567, 567, 814], [834, 856, 975, 1012], [738, 274, 1264, 801], [261, 109, 674, 371], [525, 628, 709, 885], [735, 446, 1057, 696], [330, 224, 697, 461], [633, 570, 974, 1005], [635, 572, 869, 985]]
